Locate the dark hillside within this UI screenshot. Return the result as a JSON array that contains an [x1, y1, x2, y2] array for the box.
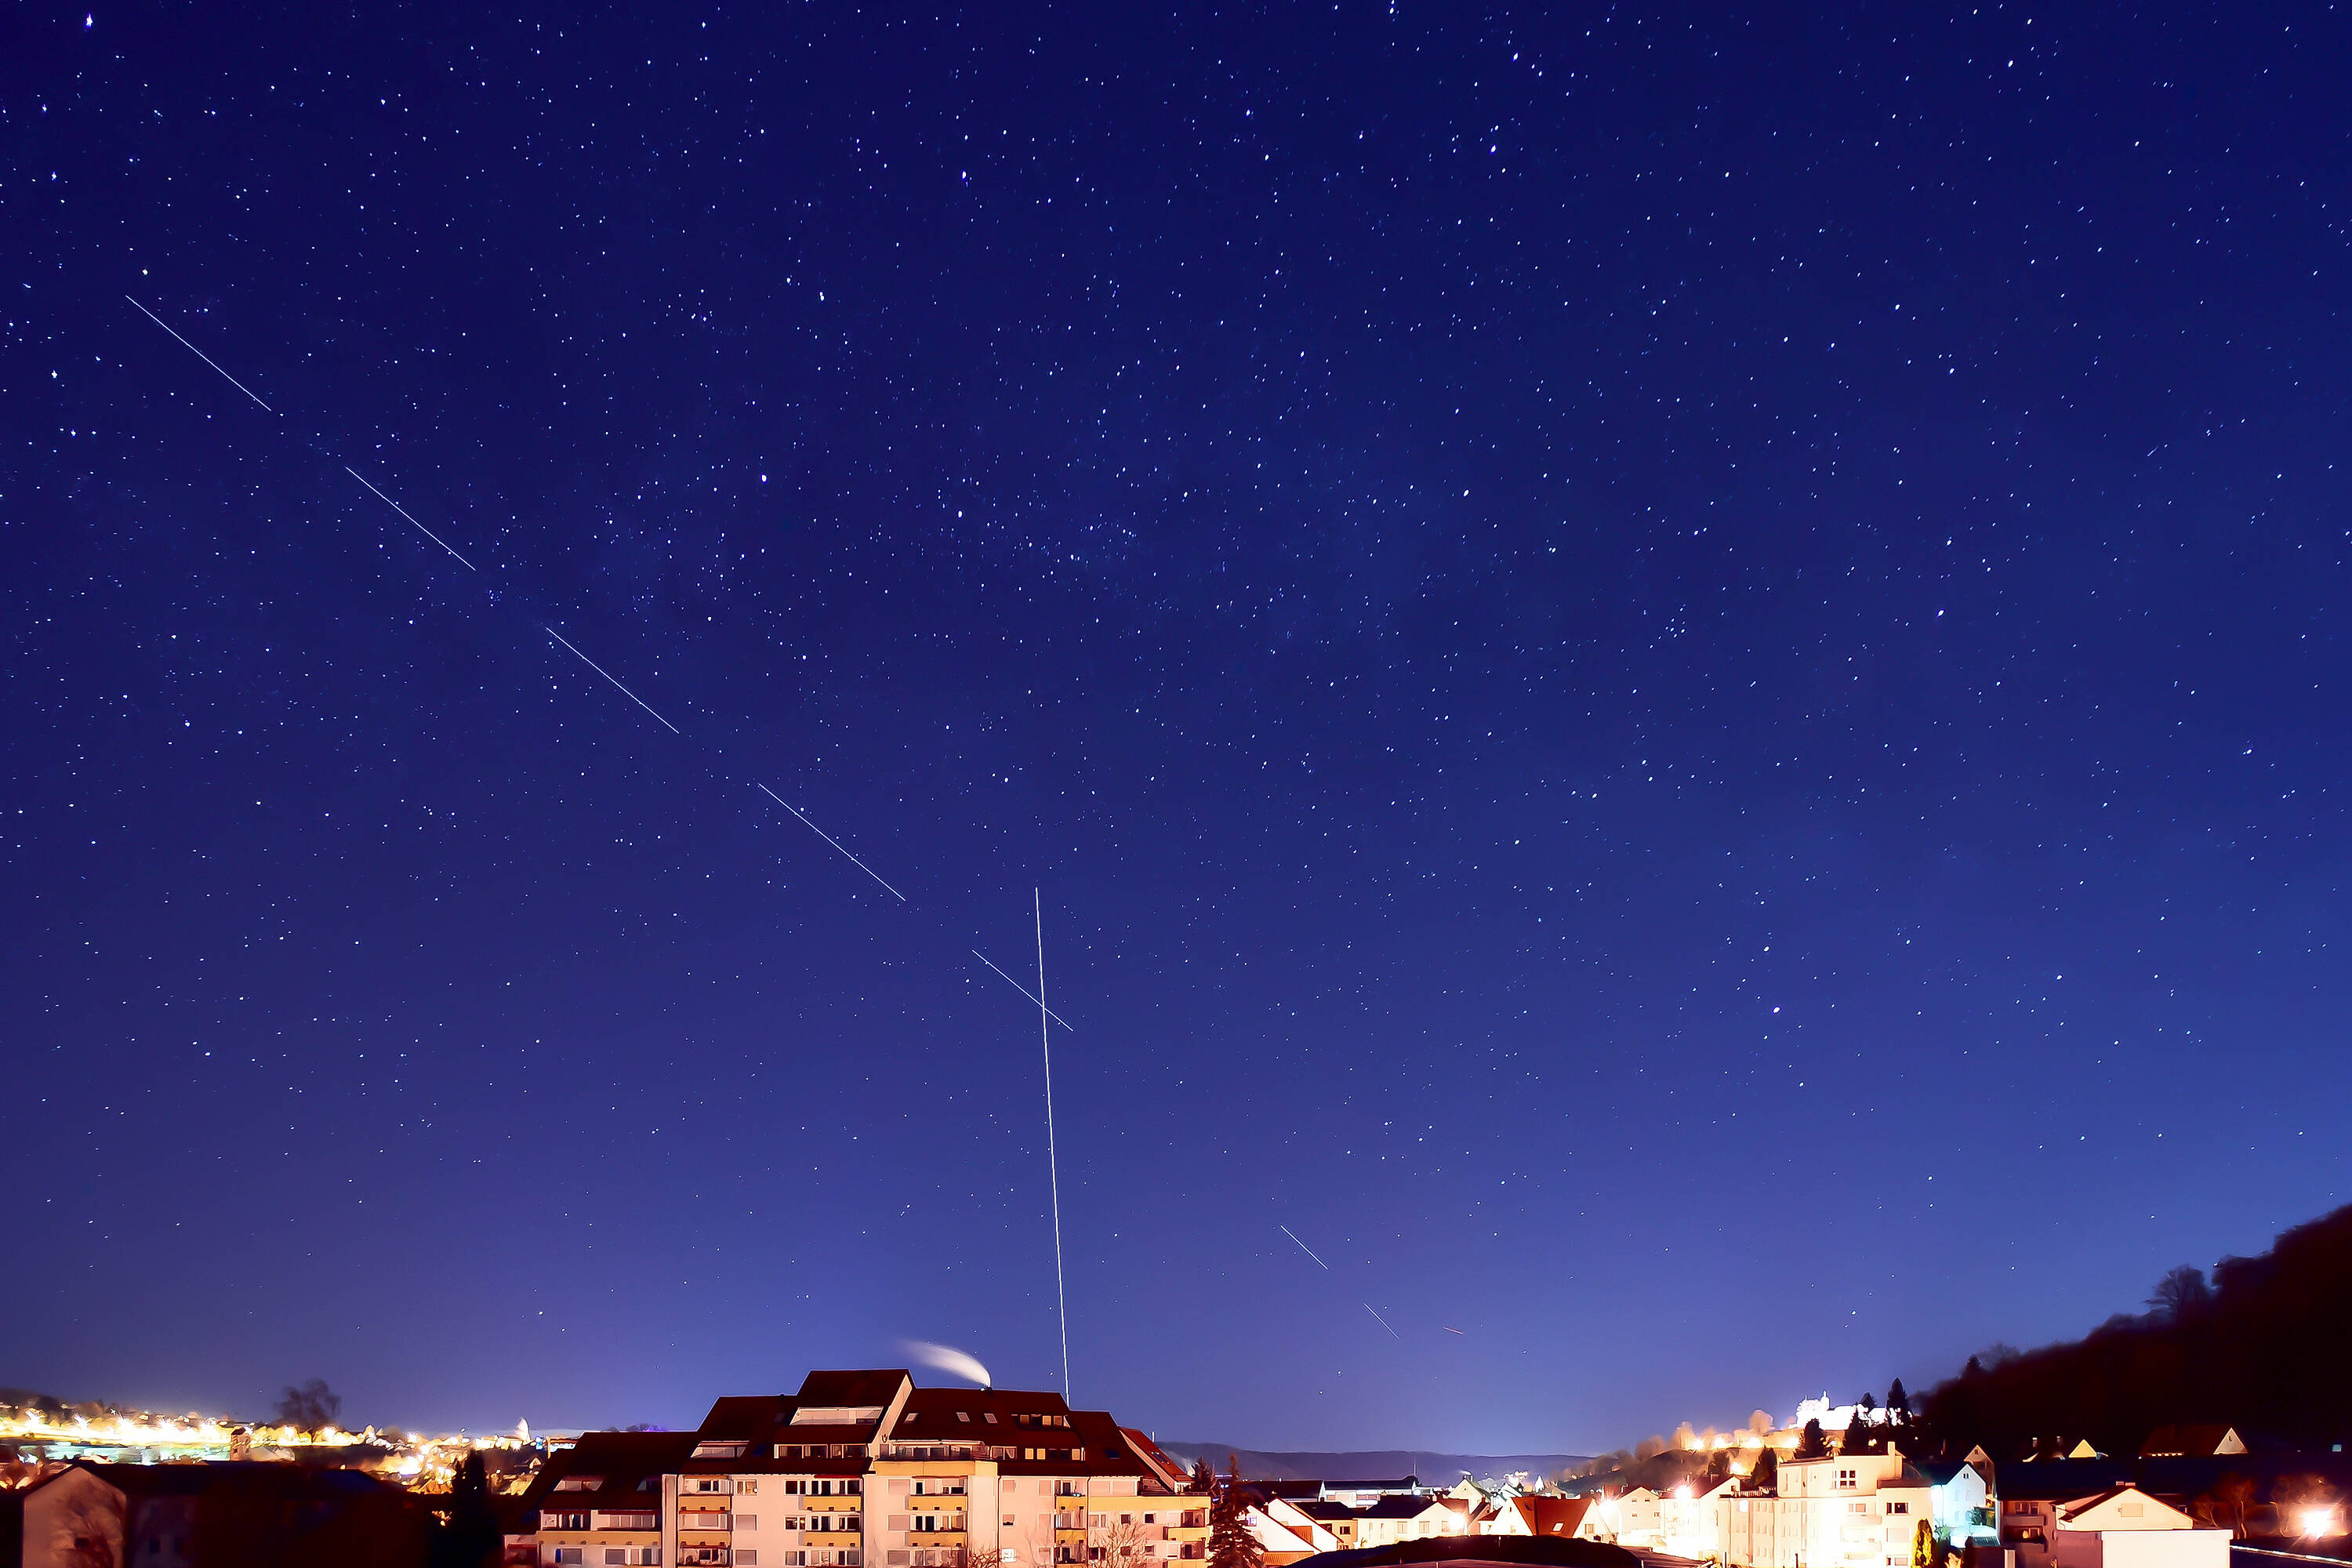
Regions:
[[1923, 1203, 2352, 1457]]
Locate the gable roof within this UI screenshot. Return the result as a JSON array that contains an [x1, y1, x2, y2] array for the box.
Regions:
[[1514, 1497, 1595, 1537], [2056, 1485, 2193, 1527], [2139, 1426, 2246, 1459]]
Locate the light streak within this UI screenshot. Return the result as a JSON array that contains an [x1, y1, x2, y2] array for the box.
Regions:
[[1037, 889, 1070, 1401], [1363, 1302, 1402, 1338], [1279, 1225, 1330, 1270], [755, 782, 906, 901], [973, 949, 1073, 1029], [125, 296, 275, 412], [344, 466, 477, 571], [543, 626, 681, 734]]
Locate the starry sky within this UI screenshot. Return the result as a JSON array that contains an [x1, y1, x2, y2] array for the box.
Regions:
[[5, 0, 2350, 1454]]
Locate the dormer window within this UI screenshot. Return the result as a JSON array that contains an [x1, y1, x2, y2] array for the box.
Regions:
[[958, 1413, 971, 1423]]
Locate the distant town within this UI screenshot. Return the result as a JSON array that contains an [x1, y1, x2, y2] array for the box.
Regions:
[[5, 1369, 2347, 1568]]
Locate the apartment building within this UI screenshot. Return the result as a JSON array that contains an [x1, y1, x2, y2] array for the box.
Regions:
[[517, 1370, 1206, 1568], [1717, 1448, 1960, 1568], [520, 1431, 695, 1568]]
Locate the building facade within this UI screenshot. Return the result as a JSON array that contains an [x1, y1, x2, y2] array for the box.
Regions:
[[516, 1370, 1206, 1568]]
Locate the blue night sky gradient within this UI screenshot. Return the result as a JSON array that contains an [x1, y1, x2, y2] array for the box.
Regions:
[[5, 1, 2350, 1451]]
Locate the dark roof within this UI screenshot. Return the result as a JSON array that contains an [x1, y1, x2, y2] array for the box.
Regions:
[[1991, 1460, 2140, 1502], [2140, 1426, 2241, 1459], [797, 1370, 912, 1408], [1123, 1428, 1199, 1493], [1294, 1501, 1363, 1521], [699, 1396, 791, 1439], [1296, 1536, 1639, 1568], [891, 1385, 1076, 1435], [523, 1432, 695, 1509], [1515, 1498, 1595, 1537], [1359, 1494, 1448, 1519], [33, 1461, 402, 1501]]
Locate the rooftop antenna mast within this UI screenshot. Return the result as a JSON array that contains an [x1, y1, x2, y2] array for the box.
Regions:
[[1036, 888, 1071, 1402]]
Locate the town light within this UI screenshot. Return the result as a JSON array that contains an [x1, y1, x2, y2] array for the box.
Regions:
[[2299, 1508, 2339, 1537]]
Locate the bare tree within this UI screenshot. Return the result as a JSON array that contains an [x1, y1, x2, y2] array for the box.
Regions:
[[2147, 1265, 2214, 1320], [57, 1482, 125, 1568], [274, 1379, 343, 1432], [2213, 1475, 2259, 1540]]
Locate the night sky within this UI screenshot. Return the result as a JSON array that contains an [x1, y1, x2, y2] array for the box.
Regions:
[[6, 1, 2350, 1454]]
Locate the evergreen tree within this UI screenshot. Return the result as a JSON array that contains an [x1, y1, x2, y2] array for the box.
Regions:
[[1746, 1446, 1779, 1492], [1191, 1459, 1213, 1495], [1209, 1455, 1263, 1568], [1795, 1421, 1830, 1460], [435, 1450, 501, 1568], [1886, 1379, 1911, 1419]]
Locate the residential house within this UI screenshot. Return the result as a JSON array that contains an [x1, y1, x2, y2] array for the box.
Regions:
[[1348, 1494, 1462, 1548], [2136, 1429, 2248, 1461], [1287, 1499, 1363, 1549], [1503, 1497, 1595, 1543], [20, 1459, 424, 1568]]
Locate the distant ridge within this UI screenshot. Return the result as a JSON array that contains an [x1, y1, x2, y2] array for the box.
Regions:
[[1154, 1444, 1588, 1483]]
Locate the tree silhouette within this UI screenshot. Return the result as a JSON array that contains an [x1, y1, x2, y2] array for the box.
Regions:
[[2146, 1265, 2213, 1320], [434, 1450, 501, 1568], [1747, 1447, 1778, 1492], [274, 1379, 343, 1432], [1795, 1421, 1830, 1460], [1921, 1203, 2352, 1455], [1208, 1455, 1263, 1568]]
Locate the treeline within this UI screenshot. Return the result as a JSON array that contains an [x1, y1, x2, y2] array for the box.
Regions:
[[1920, 1201, 2352, 1456]]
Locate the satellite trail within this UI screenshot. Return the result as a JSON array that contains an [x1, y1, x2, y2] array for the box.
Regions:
[[1279, 1225, 1330, 1270], [542, 626, 681, 734], [972, 949, 1074, 1029], [1364, 1303, 1403, 1339], [129, 288, 1096, 1408], [125, 296, 276, 412], [754, 783, 906, 902], [345, 466, 477, 571]]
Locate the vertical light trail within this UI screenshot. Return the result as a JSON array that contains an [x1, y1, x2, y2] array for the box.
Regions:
[[1036, 887, 1070, 1401]]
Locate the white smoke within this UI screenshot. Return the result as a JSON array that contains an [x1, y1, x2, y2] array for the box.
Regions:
[[902, 1340, 993, 1389]]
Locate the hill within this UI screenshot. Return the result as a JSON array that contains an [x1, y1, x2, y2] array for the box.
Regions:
[[1922, 1200, 2352, 1455], [1154, 1443, 1588, 1484]]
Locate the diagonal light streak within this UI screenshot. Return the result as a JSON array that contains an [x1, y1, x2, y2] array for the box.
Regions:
[[543, 626, 681, 733], [755, 782, 906, 901], [971, 949, 1074, 1030], [1279, 1225, 1330, 1270], [345, 466, 477, 571], [126, 296, 276, 412]]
